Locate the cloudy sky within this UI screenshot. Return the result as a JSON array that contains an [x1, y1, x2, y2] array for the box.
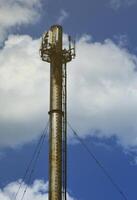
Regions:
[[0, 0, 137, 199]]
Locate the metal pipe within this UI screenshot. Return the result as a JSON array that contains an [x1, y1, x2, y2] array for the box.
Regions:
[[62, 63, 67, 200], [48, 26, 63, 200], [40, 24, 75, 200]]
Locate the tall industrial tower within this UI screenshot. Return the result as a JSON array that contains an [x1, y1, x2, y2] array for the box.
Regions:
[[40, 25, 75, 200]]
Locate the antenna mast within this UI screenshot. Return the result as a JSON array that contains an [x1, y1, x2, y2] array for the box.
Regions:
[[40, 25, 75, 200]]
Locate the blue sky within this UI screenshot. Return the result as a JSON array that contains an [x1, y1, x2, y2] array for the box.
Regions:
[[1, 0, 137, 200]]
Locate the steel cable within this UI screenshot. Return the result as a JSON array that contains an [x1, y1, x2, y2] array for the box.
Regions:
[[68, 122, 128, 200], [14, 120, 49, 200]]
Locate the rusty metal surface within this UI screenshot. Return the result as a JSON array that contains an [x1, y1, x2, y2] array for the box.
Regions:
[[40, 24, 75, 200], [49, 26, 63, 200]]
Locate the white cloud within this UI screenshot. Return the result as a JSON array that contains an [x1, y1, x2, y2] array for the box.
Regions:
[[1, 34, 137, 150], [109, 0, 137, 9], [0, 180, 75, 200], [0, 34, 49, 147], [69, 36, 137, 149], [0, 0, 41, 42], [57, 10, 69, 24]]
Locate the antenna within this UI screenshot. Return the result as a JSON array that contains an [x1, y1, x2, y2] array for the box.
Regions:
[[40, 25, 75, 200], [73, 40, 76, 58], [68, 35, 71, 50]]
